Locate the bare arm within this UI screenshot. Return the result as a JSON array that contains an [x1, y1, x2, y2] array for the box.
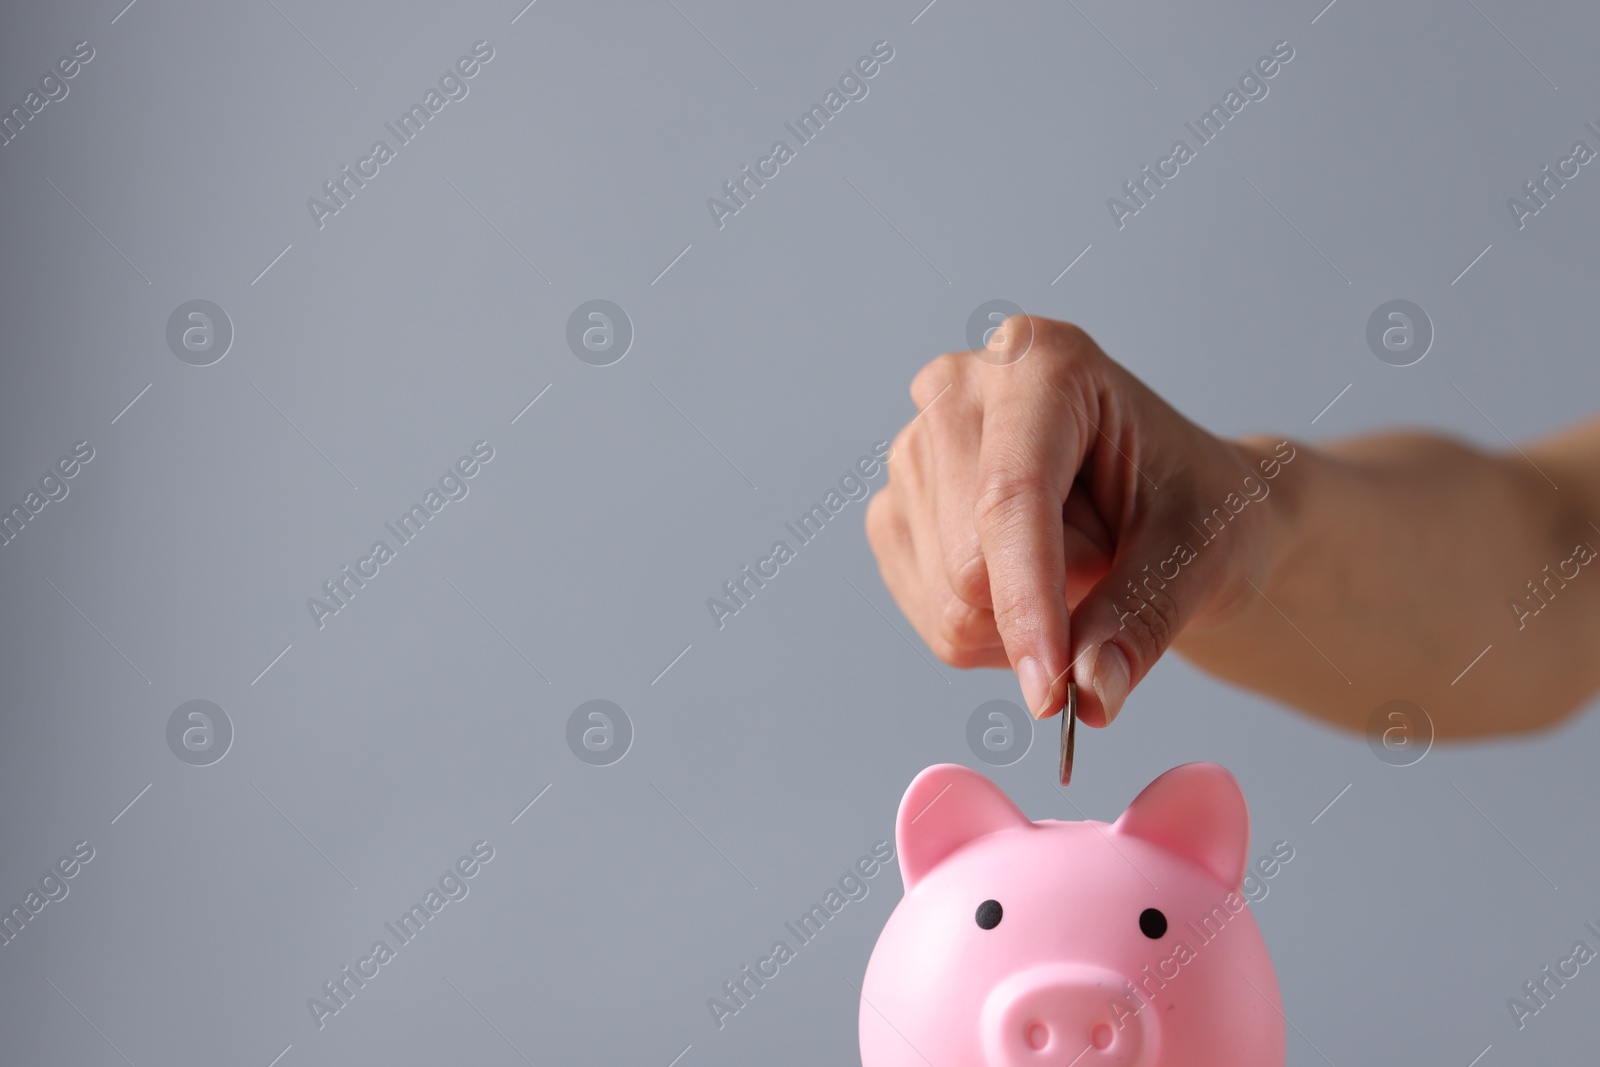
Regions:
[[1178, 423, 1600, 738], [867, 316, 1600, 740]]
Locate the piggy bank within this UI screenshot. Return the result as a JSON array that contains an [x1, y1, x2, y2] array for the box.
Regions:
[[859, 763, 1284, 1067]]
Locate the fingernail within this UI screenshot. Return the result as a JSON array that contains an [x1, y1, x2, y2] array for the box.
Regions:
[[1092, 643, 1131, 725], [1018, 656, 1054, 718]]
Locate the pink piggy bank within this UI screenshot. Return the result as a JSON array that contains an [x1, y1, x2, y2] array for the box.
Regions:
[[859, 762, 1284, 1067]]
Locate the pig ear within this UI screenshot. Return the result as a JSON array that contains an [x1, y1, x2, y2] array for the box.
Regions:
[[896, 764, 1032, 890], [1112, 763, 1250, 890]]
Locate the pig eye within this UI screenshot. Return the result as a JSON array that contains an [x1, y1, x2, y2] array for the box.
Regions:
[[1139, 908, 1167, 939], [974, 900, 1003, 930]]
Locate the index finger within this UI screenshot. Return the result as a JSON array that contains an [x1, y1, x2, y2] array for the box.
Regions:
[[971, 336, 1090, 718]]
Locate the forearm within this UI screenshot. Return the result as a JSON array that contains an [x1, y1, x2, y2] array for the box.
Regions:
[[1174, 425, 1600, 738]]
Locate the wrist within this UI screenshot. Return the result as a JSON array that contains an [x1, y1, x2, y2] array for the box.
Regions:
[[1195, 434, 1310, 627]]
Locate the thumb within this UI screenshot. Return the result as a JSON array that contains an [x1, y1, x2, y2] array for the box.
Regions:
[[1068, 528, 1224, 727]]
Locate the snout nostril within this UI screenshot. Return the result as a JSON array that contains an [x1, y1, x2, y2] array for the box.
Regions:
[[986, 969, 1149, 1067]]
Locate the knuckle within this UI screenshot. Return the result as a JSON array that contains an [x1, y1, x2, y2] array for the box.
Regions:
[[865, 489, 913, 556], [973, 469, 1054, 532], [1033, 319, 1098, 375], [889, 422, 911, 456], [986, 588, 1034, 637], [1036, 316, 1091, 352], [910, 353, 962, 409], [927, 601, 998, 668], [983, 314, 1034, 361], [864, 492, 890, 546], [939, 644, 1000, 670], [884, 424, 916, 471], [935, 591, 985, 645], [1113, 582, 1180, 665], [949, 549, 991, 607]]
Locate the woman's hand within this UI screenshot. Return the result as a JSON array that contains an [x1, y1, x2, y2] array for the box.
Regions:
[[866, 316, 1292, 727]]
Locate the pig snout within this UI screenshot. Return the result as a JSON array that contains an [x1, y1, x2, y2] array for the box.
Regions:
[[980, 964, 1155, 1067]]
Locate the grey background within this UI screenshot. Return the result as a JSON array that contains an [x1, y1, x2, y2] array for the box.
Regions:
[[2, 0, 1598, 1064]]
